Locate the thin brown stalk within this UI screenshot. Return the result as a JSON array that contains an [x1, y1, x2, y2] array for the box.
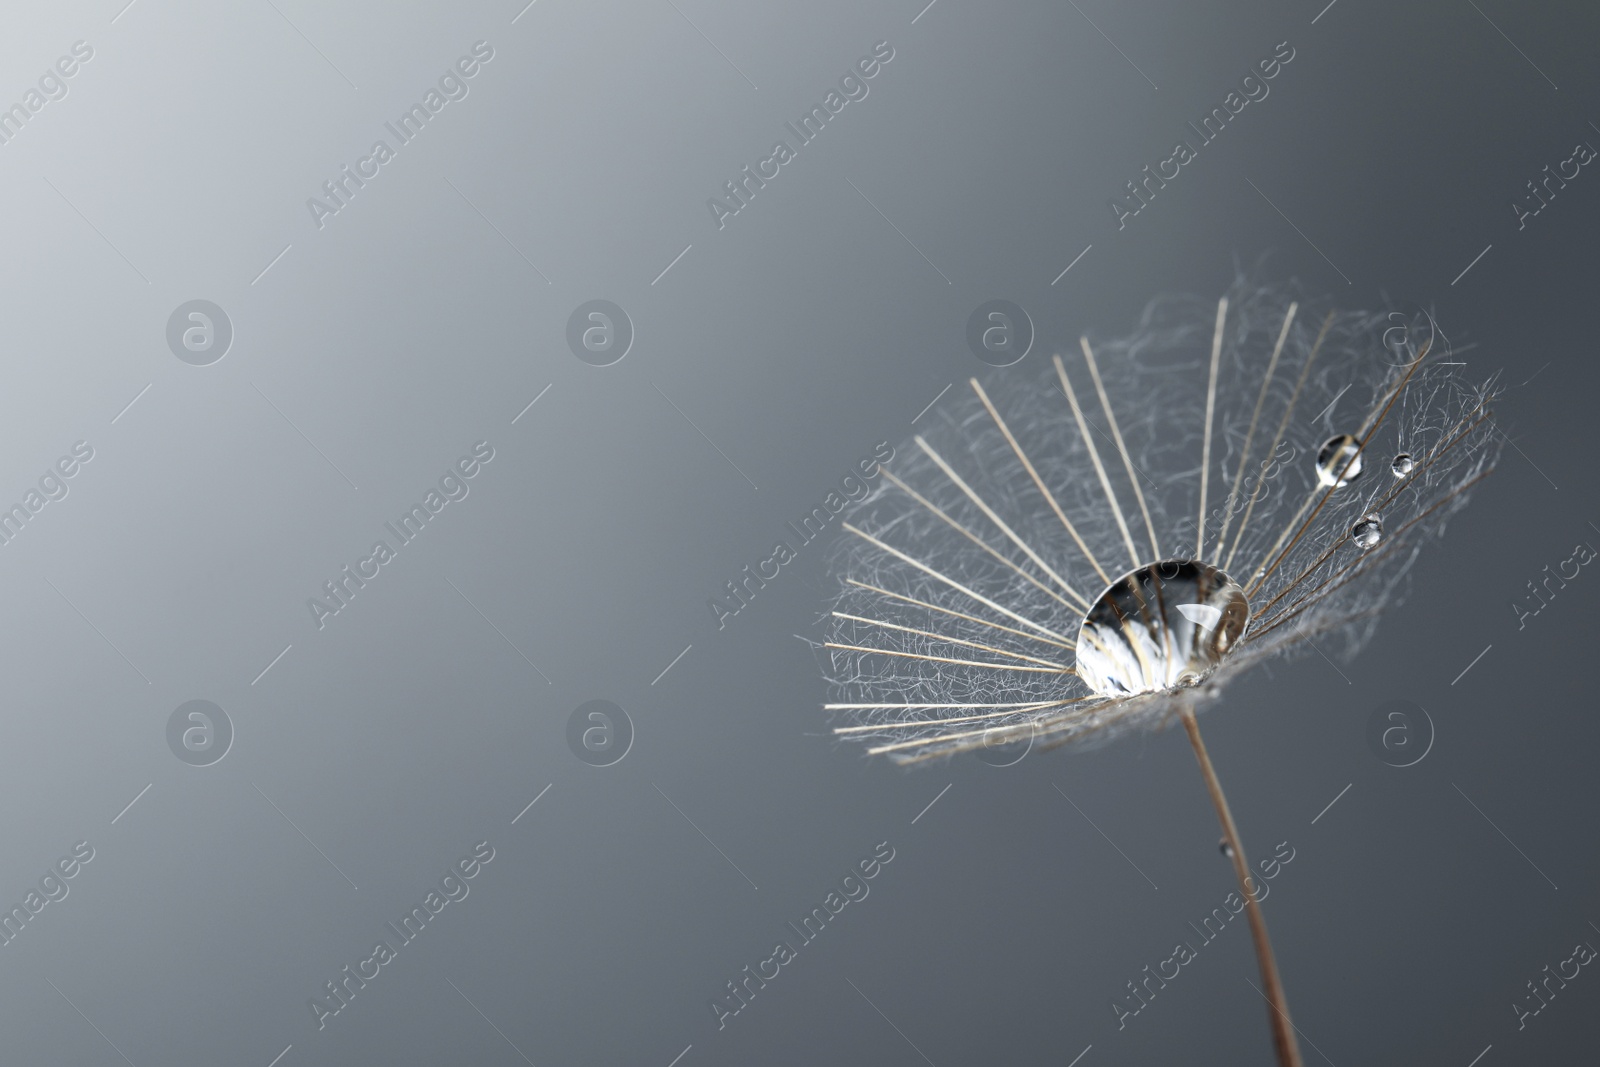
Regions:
[[1179, 705, 1303, 1067]]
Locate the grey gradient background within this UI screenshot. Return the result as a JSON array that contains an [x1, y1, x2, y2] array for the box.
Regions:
[[0, 0, 1594, 1064]]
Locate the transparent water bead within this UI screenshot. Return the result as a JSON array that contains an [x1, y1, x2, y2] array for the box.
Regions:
[[1352, 516, 1383, 550], [1219, 839, 1235, 858], [1391, 452, 1415, 478], [1075, 560, 1250, 697], [1316, 434, 1364, 487]]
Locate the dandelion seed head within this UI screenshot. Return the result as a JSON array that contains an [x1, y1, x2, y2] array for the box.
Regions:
[[824, 281, 1501, 764]]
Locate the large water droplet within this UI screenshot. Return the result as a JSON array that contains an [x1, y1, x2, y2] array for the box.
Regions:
[[1219, 838, 1235, 858], [1075, 560, 1249, 696], [1391, 453, 1415, 478], [1317, 434, 1364, 487], [1352, 515, 1383, 550]]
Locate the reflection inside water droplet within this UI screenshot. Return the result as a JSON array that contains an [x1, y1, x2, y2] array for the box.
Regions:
[[1352, 516, 1383, 550], [1391, 453, 1415, 478], [1220, 838, 1234, 858], [1075, 560, 1250, 697], [1316, 434, 1364, 487]]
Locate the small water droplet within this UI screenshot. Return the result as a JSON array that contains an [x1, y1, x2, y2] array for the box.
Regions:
[[1316, 434, 1364, 487], [1352, 515, 1383, 550], [1219, 839, 1234, 858], [1391, 453, 1415, 478]]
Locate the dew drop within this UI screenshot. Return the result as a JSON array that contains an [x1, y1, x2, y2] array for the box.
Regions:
[[1316, 434, 1364, 487], [1219, 839, 1234, 858], [1074, 561, 1249, 696], [1352, 515, 1383, 550], [1391, 453, 1415, 478]]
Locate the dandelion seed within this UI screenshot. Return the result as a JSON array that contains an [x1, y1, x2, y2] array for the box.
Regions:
[[821, 280, 1500, 1067]]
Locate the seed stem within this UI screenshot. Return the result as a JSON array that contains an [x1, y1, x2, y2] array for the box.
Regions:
[[1179, 704, 1303, 1067]]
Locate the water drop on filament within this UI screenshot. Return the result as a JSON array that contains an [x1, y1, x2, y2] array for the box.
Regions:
[[1316, 434, 1364, 487]]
